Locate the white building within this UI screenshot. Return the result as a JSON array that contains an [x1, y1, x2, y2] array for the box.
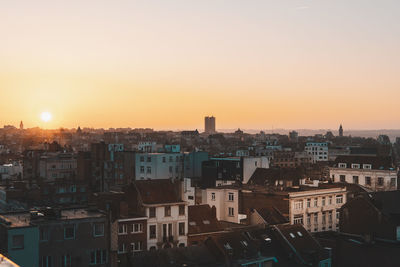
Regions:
[[305, 142, 329, 163], [242, 156, 269, 184], [201, 186, 245, 224], [330, 156, 397, 191], [135, 153, 183, 180], [289, 185, 347, 232], [134, 180, 188, 250]]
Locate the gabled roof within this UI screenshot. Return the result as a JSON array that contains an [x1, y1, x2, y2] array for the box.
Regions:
[[188, 205, 223, 235], [334, 155, 394, 170], [134, 179, 183, 205]]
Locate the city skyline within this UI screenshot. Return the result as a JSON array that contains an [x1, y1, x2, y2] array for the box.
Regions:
[[1, 0, 400, 129]]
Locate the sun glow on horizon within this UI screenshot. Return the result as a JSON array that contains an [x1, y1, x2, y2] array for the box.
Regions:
[[40, 112, 52, 122]]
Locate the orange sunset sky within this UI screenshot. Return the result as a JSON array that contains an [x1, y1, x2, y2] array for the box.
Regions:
[[1, 1, 399, 130]]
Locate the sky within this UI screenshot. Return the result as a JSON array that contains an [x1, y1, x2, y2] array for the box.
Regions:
[[1, 0, 400, 130]]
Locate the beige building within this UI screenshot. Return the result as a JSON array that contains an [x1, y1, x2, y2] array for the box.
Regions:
[[289, 186, 347, 232], [330, 155, 397, 191], [201, 186, 243, 224]]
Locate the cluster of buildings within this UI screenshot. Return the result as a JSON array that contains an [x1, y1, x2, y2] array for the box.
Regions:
[[0, 121, 399, 266]]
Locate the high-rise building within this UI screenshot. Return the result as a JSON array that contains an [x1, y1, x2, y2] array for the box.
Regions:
[[204, 116, 216, 134], [339, 124, 343, 137]]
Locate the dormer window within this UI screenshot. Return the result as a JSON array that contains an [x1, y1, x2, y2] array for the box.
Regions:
[[338, 163, 347, 168], [363, 164, 372, 169], [351, 164, 360, 169]]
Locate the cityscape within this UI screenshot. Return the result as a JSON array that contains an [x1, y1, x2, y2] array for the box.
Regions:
[[1, 1, 400, 267]]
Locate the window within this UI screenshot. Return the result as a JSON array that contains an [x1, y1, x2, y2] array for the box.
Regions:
[[146, 166, 151, 174], [140, 166, 144, 173], [351, 164, 360, 169], [162, 157, 166, 163], [118, 224, 127, 235], [149, 207, 156, 218], [328, 196, 333, 205], [132, 223, 143, 233], [322, 212, 326, 225], [336, 211, 340, 220], [228, 207, 234, 217], [336, 195, 343, 204], [322, 197, 326, 206], [90, 250, 106, 264], [179, 205, 185, 216], [93, 223, 104, 237], [140, 156, 144, 162], [40, 256, 52, 267], [12, 235, 24, 249], [294, 200, 303, 210], [307, 199, 311, 208], [211, 192, 215, 201], [64, 225, 75, 240], [131, 241, 143, 252], [363, 164, 372, 169], [307, 215, 311, 226], [339, 175, 346, 182], [179, 222, 185, 235], [391, 178, 396, 187], [40, 228, 49, 241], [169, 166, 173, 173], [338, 163, 347, 168], [314, 213, 318, 224], [147, 157, 151, 162], [378, 177, 384, 186], [352, 176, 359, 184], [164, 206, 171, 217], [61, 255, 71, 267], [293, 215, 303, 225], [118, 243, 126, 254], [314, 198, 318, 207], [149, 225, 156, 239], [365, 176, 371, 186], [169, 156, 173, 162], [228, 192, 234, 201]]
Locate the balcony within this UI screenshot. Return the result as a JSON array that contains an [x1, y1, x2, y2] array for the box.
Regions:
[[306, 206, 321, 213]]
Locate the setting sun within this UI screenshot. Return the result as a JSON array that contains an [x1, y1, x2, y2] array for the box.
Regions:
[[40, 112, 52, 122]]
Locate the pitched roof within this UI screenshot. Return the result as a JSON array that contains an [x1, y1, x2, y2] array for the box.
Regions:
[[134, 179, 183, 205], [254, 207, 289, 225], [271, 224, 328, 264], [368, 190, 400, 216], [188, 205, 223, 235], [334, 155, 394, 170], [248, 168, 305, 186]]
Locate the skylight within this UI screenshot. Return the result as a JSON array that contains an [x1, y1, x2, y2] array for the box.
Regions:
[[289, 233, 296, 238]]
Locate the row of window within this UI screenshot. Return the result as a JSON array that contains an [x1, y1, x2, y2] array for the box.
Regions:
[[148, 222, 186, 239], [294, 195, 344, 210], [38, 250, 107, 267], [118, 223, 143, 235], [148, 205, 185, 218], [38, 223, 104, 242], [295, 211, 339, 226], [337, 175, 396, 187], [140, 156, 182, 163], [118, 241, 144, 254], [210, 192, 235, 201], [338, 163, 371, 169], [139, 165, 180, 174]]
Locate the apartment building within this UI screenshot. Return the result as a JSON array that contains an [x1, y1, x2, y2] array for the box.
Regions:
[[288, 185, 347, 232], [0, 207, 109, 267], [305, 142, 329, 163], [132, 180, 188, 250], [330, 155, 397, 191], [135, 153, 183, 180]]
